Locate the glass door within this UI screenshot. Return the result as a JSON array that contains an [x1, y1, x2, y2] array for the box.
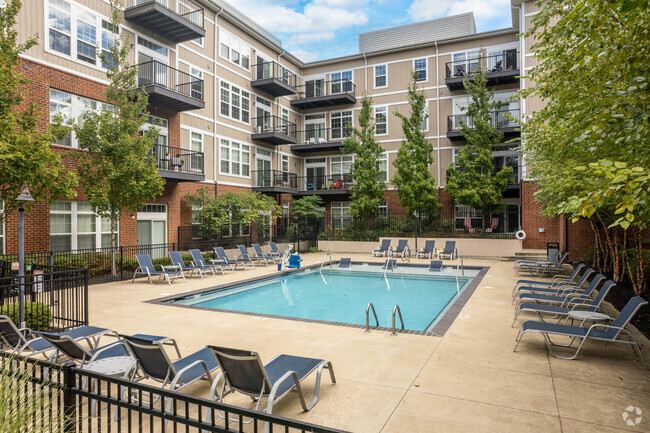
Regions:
[[306, 165, 326, 190], [256, 157, 271, 187]]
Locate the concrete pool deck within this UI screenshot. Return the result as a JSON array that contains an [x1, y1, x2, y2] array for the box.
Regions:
[[88, 254, 650, 432]]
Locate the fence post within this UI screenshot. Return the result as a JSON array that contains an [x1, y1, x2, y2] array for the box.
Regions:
[[119, 245, 124, 281], [62, 362, 77, 433], [83, 267, 89, 325]]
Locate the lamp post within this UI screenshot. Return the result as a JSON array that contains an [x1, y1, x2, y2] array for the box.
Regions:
[[16, 183, 34, 328]]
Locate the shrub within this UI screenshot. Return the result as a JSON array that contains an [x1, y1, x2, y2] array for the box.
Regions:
[[0, 302, 53, 331]]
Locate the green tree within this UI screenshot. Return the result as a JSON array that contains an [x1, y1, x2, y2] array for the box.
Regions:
[[290, 196, 324, 219], [392, 71, 440, 215], [74, 1, 164, 267], [521, 0, 650, 293], [342, 94, 387, 218], [0, 0, 77, 222], [445, 65, 513, 227]]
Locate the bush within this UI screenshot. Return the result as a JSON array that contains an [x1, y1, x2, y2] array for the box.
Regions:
[[0, 302, 53, 331]]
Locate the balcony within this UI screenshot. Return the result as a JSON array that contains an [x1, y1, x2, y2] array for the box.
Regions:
[[291, 79, 356, 110], [251, 116, 298, 145], [152, 144, 204, 182], [294, 174, 354, 196], [290, 127, 351, 153], [135, 60, 205, 112], [447, 109, 520, 141], [124, 0, 205, 43], [445, 51, 519, 90], [252, 170, 298, 194], [251, 61, 298, 97], [446, 164, 521, 198]]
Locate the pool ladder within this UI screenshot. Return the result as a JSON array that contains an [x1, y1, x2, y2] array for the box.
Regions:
[[365, 303, 405, 336], [455, 256, 465, 294], [320, 253, 332, 271]]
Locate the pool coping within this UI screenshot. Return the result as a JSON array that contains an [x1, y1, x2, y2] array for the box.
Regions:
[[145, 262, 489, 337]]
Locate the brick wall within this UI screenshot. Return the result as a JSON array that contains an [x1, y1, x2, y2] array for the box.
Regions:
[[520, 181, 564, 249]]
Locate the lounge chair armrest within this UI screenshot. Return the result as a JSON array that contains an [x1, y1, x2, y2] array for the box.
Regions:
[[174, 359, 213, 383], [153, 264, 166, 271], [88, 341, 130, 363], [583, 322, 623, 338]]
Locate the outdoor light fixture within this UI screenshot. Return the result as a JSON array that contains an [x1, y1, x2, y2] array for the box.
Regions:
[[16, 183, 34, 328], [131, 213, 135, 219]]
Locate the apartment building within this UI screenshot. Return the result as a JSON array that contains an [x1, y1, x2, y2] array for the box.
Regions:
[[3, 0, 561, 256]]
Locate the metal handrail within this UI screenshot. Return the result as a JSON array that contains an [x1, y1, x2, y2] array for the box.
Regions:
[[390, 305, 404, 336], [320, 253, 332, 272], [455, 256, 465, 294], [365, 302, 379, 333]]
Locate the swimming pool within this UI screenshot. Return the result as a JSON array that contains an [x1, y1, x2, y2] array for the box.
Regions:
[[166, 264, 481, 333]]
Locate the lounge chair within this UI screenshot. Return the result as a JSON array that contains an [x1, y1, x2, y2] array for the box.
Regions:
[[514, 296, 648, 367], [514, 249, 562, 268], [485, 217, 499, 233], [514, 274, 605, 310], [37, 331, 130, 366], [416, 240, 436, 259], [213, 247, 253, 270], [512, 280, 616, 327], [132, 253, 186, 285], [189, 249, 231, 275], [513, 263, 586, 294], [268, 242, 282, 258], [169, 251, 215, 279], [207, 345, 336, 422], [512, 268, 595, 302], [516, 252, 569, 276], [428, 260, 443, 271], [438, 241, 457, 260], [236, 245, 257, 268], [339, 258, 351, 268], [252, 243, 276, 265], [372, 239, 391, 257], [389, 240, 409, 259]]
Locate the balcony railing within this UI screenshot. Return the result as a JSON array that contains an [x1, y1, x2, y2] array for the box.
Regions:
[[297, 174, 354, 192], [447, 109, 520, 132], [252, 170, 298, 190], [445, 52, 519, 79], [152, 144, 204, 180], [447, 163, 521, 185], [135, 60, 204, 111], [251, 115, 297, 145], [251, 61, 298, 96], [297, 127, 352, 145], [125, 0, 205, 43], [291, 79, 356, 109]]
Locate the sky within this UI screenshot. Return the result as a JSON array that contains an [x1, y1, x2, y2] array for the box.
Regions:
[[228, 0, 514, 62]]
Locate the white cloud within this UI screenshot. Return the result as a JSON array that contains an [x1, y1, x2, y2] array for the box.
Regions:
[[289, 31, 335, 45], [407, 0, 511, 28], [290, 49, 321, 62]]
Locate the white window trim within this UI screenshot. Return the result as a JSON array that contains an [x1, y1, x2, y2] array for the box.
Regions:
[[219, 80, 251, 125], [374, 106, 388, 136], [420, 102, 429, 132], [218, 28, 251, 71], [374, 64, 387, 89], [50, 201, 116, 251], [219, 138, 251, 179], [413, 58, 428, 82], [49, 88, 113, 148], [329, 70, 353, 93], [330, 110, 353, 141], [378, 153, 388, 183]]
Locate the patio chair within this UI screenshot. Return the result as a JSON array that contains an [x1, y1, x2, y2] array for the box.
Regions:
[[37, 331, 130, 366], [416, 240, 436, 259], [389, 239, 409, 259], [207, 345, 336, 423], [428, 260, 443, 271], [213, 247, 253, 270], [512, 280, 616, 327], [438, 241, 457, 260], [236, 245, 257, 268], [189, 249, 232, 275], [330, 179, 343, 189], [252, 243, 276, 265], [132, 253, 185, 285], [512, 268, 595, 302], [287, 254, 302, 269], [513, 263, 586, 294], [485, 218, 499, 233], [463, 217, 474, 233], [268, 242, 282, 258], [514, 274, 605, 311], [513, 296, 648, 367], [514, 249, 562, 268], [372, 239, 391, 257], [516, 252, 569, 276], [339, 258, 351, 268], [169, 251, 215, 279]]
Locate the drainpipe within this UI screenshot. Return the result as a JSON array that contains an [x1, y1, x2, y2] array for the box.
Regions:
[[213, 6, 223, 195], [275, 50, 286, 171], [362, 53, 367, 93], [434, 41, 441, 194]]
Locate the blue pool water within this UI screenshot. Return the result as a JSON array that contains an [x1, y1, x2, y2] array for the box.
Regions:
[[173, 267, 475, 332]]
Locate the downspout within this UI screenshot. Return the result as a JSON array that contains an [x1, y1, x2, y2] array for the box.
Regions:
[[275, 50, 286, 172], [511, 2, 525, 230], [435, 41, 441, 194], [362, 53, 367, 92], [213, 6, 223, 195]]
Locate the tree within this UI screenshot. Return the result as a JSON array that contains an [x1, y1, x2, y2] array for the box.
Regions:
[[392, 71, 440, 215], [0, 0, 77, 222], [444, 65, 513, 227], [342, 94, 387, 218], [74, 1, 164, 269], [521, 0, 650, 294], [290, 196, 324, 219]]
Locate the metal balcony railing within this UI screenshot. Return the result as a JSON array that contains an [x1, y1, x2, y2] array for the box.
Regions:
[[251, 115, 297, 138], [297, 174, 354, 192], [447, 109, 520, 132], [445, 51, 519, 79], [252, 170, 298, 189], [297, 127, 353, 145], [252, 61, 298, 88], [151, 144, 204, 175], [136, 60, 204, 102], [294, 79, 356, 99], [447, 163, 521, 185], [131, 0, 204, 28]]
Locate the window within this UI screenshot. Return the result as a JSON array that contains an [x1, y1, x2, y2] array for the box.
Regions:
[[219, 29, 250, 69], [189, 67, 203, 100], [191, 203, 203, 225], [414, 58, 427, 81], [220, 81, 250, 123], [331, 156, 353, 177], [331, 202, 351, 230], [374, 106, 387, 135], [50, 201, 116, 251], [378, 200, 387, 218], [420, 102, 429, 131], [452, 51, 480, 77], [48, 0, 72, 56], [191, 37, 204, 47], [331, 71, 352, 93], [49, 89, 112, 148], [374, 65, 387, 88], [378, 153, 388, 182], [100, 20, 117, 69], [190, 132, 203, 172], [281, 154, 289, 173], [282, 201, 290, 220], [220, 139, 250, 177], [331, 110, 352, 140]]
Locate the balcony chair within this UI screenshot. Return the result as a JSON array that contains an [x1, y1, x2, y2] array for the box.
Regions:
[[330, 179, 343, 189]]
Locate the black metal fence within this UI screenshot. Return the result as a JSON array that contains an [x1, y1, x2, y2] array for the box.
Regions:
[[0, 354, 346, 433], [136, 60, 204, 102]]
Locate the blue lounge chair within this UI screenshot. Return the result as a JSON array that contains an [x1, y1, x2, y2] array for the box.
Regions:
[[372, 239, 391, 257], [339, 258, 351, 268], [514, 274, 606, 310], [189, 249, 231, 275], [268, 242, 282, 258], [512, 268, 595, 302], [208, 345, 335, 421], [416, 240, 436, 259], [132, 253, 185, 285], [516, 252, 569, 276], [169, 250, 215, 279], [514, 249, 562, 267], [512, 263, 586, 294], [512, 280, 616, 327], [252, 243, 276, 265], [37, 331, 130, 366], [514, 296, 648, 367], [389, 239, 409, 259], [213, 247, 253, 270], [428, 260, 443, 271], [438, 241, 456, 260], [236, 245, 257, 268]]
